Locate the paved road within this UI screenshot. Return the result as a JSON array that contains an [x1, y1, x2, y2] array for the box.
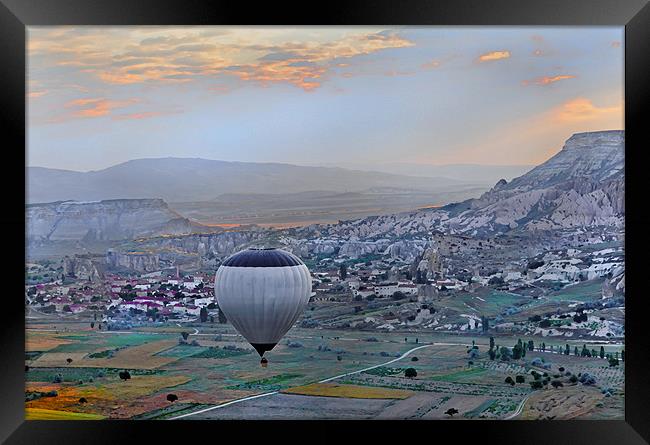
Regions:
[[505, 394, 531, 420]]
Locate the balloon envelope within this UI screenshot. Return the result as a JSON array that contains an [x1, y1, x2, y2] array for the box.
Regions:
[[214, 248, 311, 356]]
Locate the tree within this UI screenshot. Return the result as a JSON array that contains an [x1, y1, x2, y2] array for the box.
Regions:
[[499, 346, 511, 361], [528, 340, 534, 351], [79, 397, 87, 404], [181, 331, 190, 341], [488, 348, 496, 360], [339, 264, 347, 280], [445, 408, 459, 417], [512, 343, 523, 360], [199, 307, 208, 323], [489, 337, 495, 351], [608, 357, 620, 367], [530, 381, 543, 390], [481, 316, 489, 333], [167, 394, 179, 403], [505, 376, 515, 385], [581, 344, 589, 357], [411, 356, 419, 362], [66, 358, 73, 364], [541, 342, 546, 352], [565, 344, 570, 355], [392, 291, 406, 300], [404, 368, 417, 378], [551, 380, 564, 389], [621, 350, 625, 362], [119, 370, 131, 381]]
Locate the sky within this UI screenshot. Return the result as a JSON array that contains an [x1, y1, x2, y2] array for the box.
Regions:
[[27, 27, 624, 172]]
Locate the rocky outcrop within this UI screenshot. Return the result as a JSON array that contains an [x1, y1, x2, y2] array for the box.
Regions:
[[27, 199, 205, 243], [315, 130, 624, 239], [106, 249, 160, 272], [62, 254, 105, 282]]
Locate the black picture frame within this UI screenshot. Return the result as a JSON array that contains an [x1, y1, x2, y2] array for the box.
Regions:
[[1, 0, 649, 443]]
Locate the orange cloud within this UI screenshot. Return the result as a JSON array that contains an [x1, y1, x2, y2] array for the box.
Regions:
[[521, 74, 576, 86], [63, 97, 139, 118], [477, 50, 511, 63], [552, 97, 622, 123], [421, 60, 441, 69], [112, 111, 175, 121], [30, 28, 414, 92], [28, 91, 48, 98]]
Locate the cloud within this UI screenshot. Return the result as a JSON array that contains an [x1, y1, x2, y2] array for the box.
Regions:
[[532, 49, 543, 56], [29, 28, 415, 93], [611, 41, 622, 48], [63, 97, 139, 118], [521, 74, 576, 86], [477, 50, 511, 63], [28, 90, 48, 98], [421, 60, 441, 69], [552, 97, 622, 123], [111, 111, 177, 121]]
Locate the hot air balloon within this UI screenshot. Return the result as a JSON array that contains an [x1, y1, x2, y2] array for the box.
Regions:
[[214, 248, 311, 364]]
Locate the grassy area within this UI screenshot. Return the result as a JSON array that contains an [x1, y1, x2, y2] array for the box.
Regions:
[[282, 382, 413, 399], [227, 373, 303, 391], [25, 408, 105, 420], [430, 366, 487, 382], [190, 346, 251, 359]]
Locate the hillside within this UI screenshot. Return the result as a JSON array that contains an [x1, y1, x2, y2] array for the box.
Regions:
[[27, 158, 480, 204], [317, 130, 625, 239], [26, 198, 210, 243]]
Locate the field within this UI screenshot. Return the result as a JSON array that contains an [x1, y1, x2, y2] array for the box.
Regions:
[[282, 383, 413, 399], [25, 315, 624, 420]]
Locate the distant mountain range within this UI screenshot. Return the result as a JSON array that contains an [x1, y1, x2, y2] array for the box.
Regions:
[[309, 162, 534, 183], [319, 130, 625, 238], [27, 158, 494, 204]]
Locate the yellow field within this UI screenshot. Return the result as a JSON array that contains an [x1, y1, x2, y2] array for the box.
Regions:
[[25, 408, 105, 420], [26, 375, 191, 418], [29, 340, 179, 369], [79, 340, 179, 369], [282, 383, 413, 399], [30, 352, 90, 367], [99, 375, 191, 399], [26, 333, 72, 352]]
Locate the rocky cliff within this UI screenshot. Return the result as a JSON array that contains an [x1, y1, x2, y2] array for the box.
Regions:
[[316, 130, 624, 239], [27, 199, 205, 243]]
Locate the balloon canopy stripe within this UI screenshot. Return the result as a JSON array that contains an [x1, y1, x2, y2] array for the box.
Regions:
[[221, 248, 304, 267]]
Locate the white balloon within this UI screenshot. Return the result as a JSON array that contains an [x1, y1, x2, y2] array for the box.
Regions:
[[214, 248, 311, 356]]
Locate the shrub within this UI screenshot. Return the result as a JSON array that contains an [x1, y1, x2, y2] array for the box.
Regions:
[[515, 375, 525, 384], [505, 376, 515, 385], [166, 394, 179, 403], [404, 368, 417, 378], [551, 380, 564, 389], [411, 357, 419, 362]]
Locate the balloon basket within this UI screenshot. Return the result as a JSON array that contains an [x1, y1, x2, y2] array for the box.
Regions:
[[260, 357, 268, 368]]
